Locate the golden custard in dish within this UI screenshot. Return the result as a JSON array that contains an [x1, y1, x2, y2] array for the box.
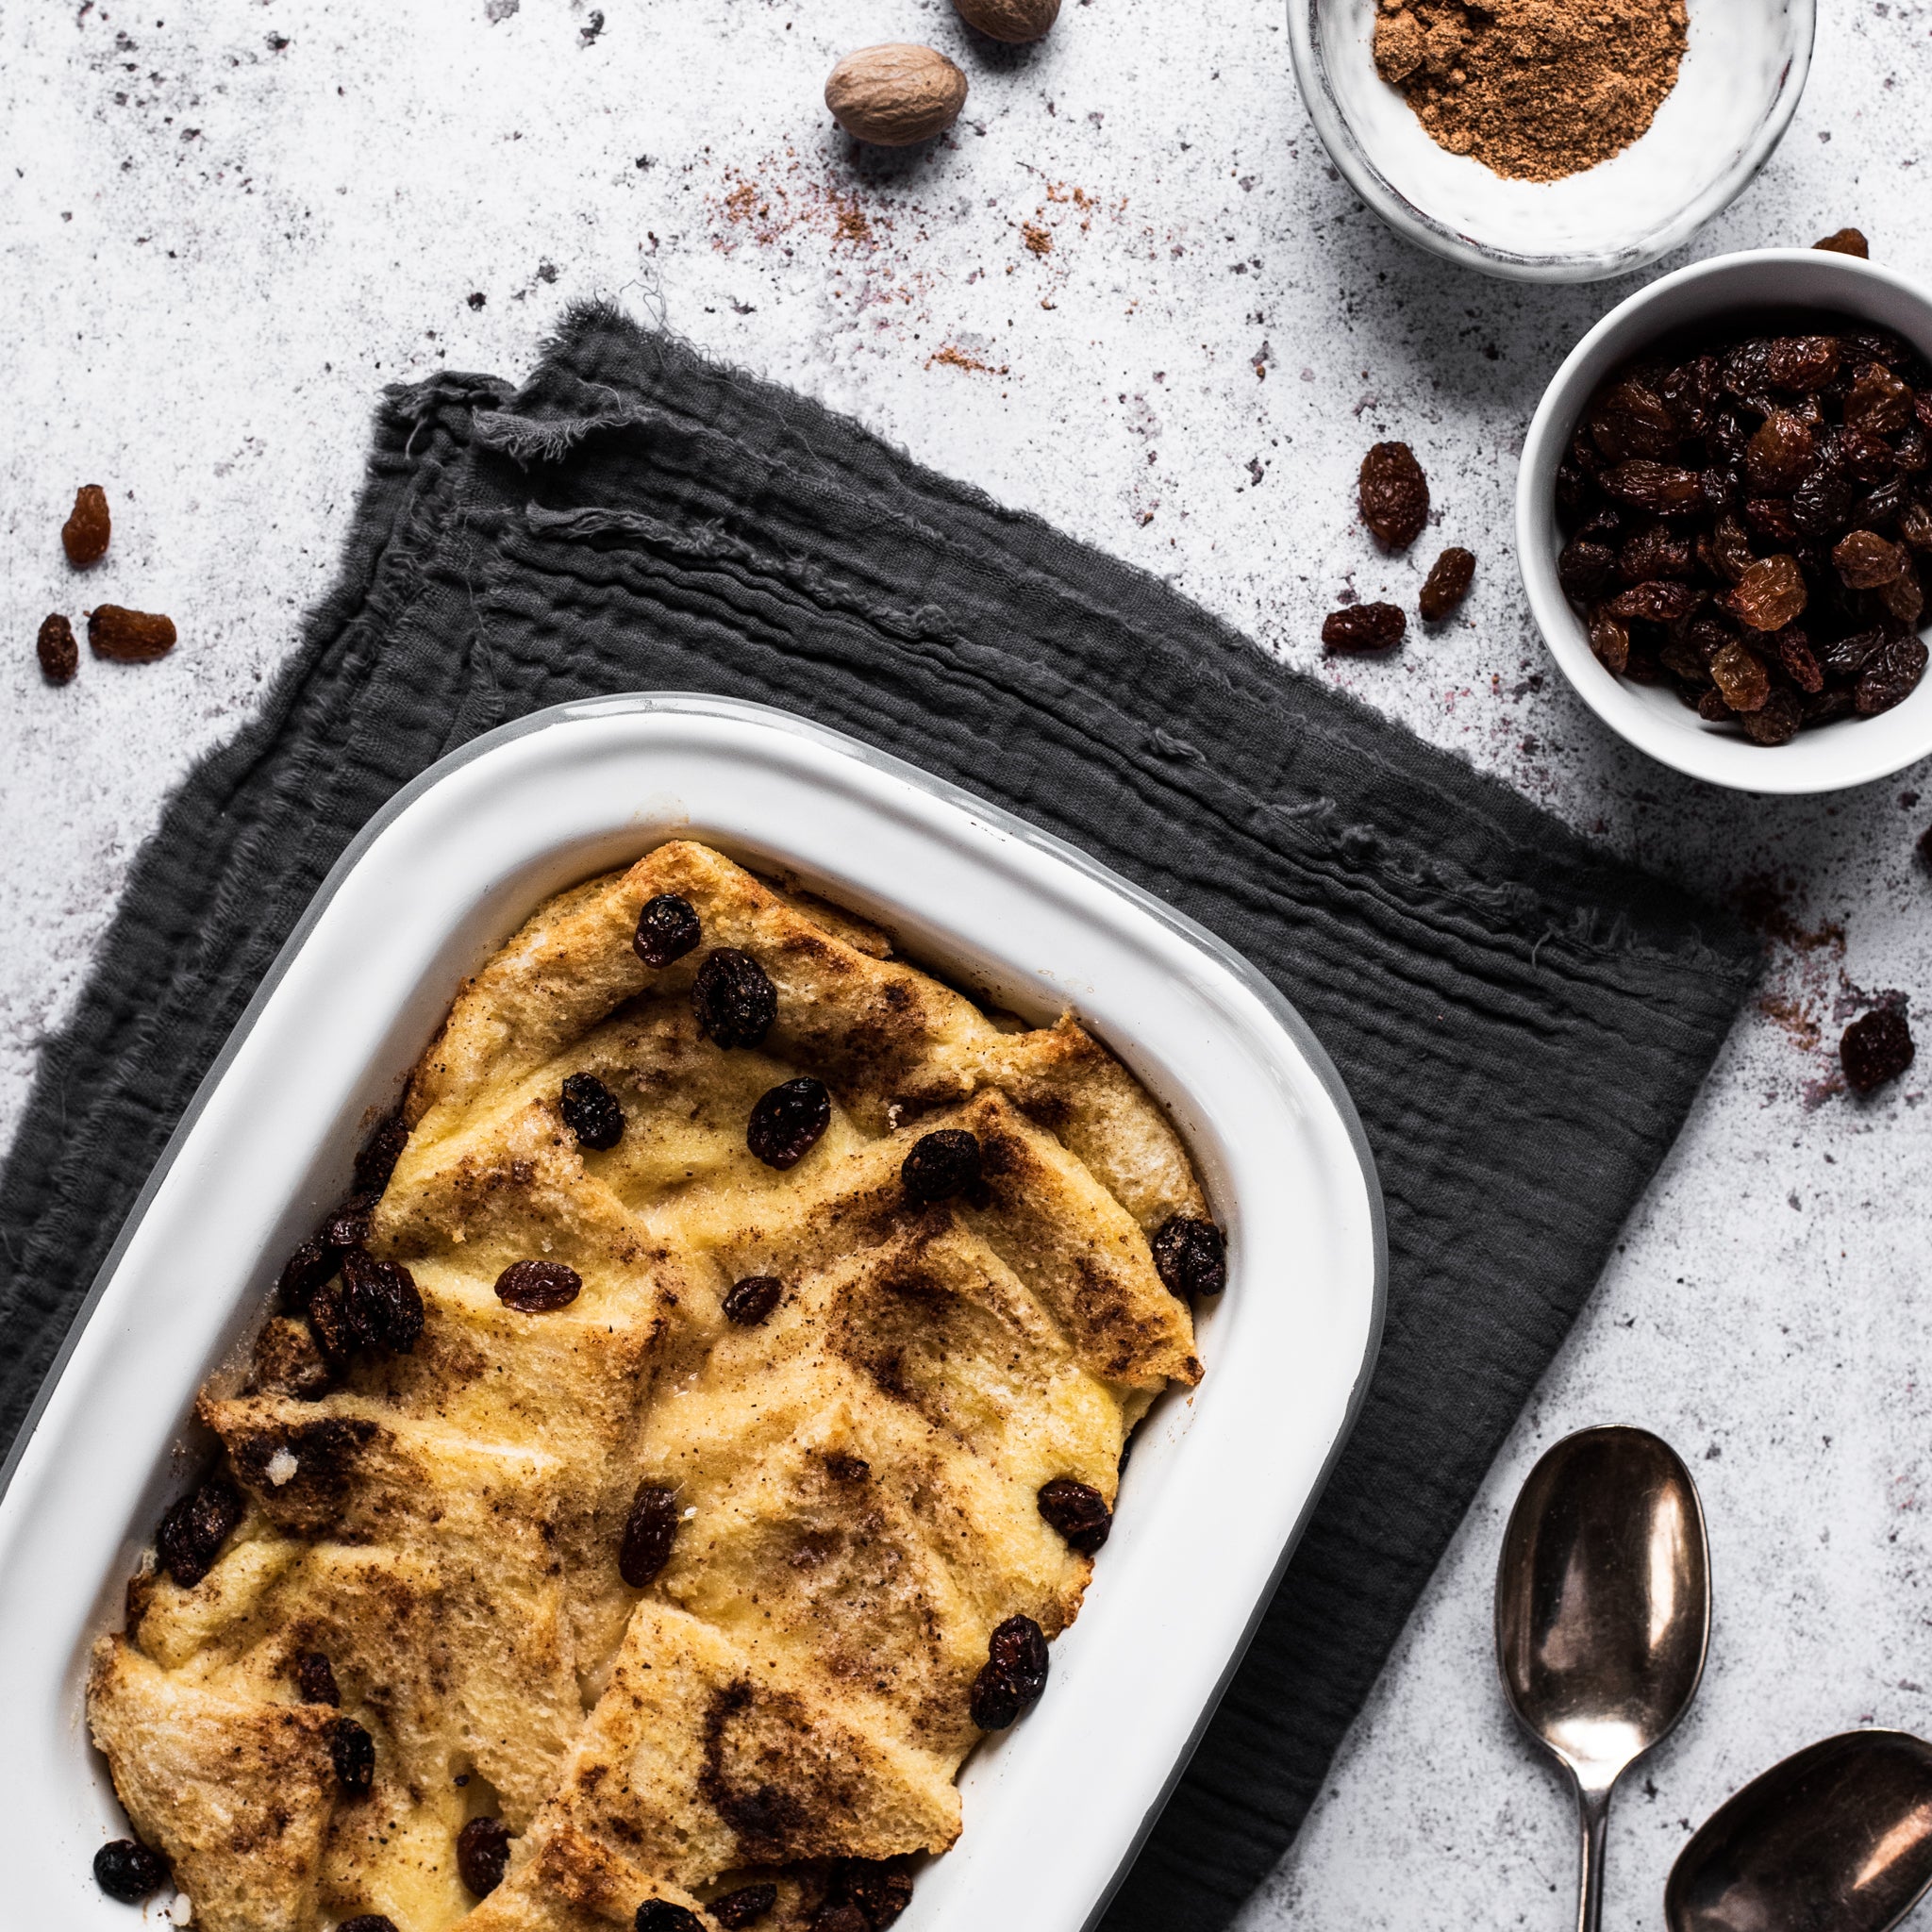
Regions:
[[87, 841, 1224, 1932]]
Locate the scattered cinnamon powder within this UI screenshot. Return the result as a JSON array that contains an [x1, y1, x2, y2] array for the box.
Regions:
[[1373, 0, 1688, 182]]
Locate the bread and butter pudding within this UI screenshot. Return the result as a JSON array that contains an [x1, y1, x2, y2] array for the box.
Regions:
[[87, 840, 1224, 1932]]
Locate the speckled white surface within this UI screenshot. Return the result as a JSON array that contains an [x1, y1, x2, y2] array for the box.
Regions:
[[3, 2, 1930, 1927]]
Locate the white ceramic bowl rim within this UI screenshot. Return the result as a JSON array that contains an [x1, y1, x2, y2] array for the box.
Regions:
[[1287, 0, 1817, 283], [1516, 249, 1932, 794]]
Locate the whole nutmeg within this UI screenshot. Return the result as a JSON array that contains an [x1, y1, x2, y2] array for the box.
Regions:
[[824, 44, 967, 147], [952, 0, 1060, 41]]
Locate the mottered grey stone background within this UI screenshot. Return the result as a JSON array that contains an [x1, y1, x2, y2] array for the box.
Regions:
[[3, 0, 1930, 1925]]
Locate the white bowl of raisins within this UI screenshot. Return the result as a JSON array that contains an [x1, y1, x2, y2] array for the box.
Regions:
[[1518, 248, 1932, 793]]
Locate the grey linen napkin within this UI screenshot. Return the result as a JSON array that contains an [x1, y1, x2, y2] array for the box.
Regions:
[[0, 306, 1757, 1929]]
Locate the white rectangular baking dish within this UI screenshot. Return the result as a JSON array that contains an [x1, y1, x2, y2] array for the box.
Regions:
[[0, 693, 1384, 1931]]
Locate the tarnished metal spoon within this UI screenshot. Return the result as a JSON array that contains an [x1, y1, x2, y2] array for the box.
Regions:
[[1666, 1730, 1932, 1932], [1496, 1425, 1711, 1932]]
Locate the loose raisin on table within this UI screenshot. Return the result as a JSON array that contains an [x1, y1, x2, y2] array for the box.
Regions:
[[722, 1275, 783, 1326], [1726, 555, 1808, 631], [620, 1481, 679, 1587], [61, 484, 111, 568], [746, 1077, 831, 1170], [1419, 547, 1475, 621], [157, 1475, 243, 1588], [1357, 441, 1429, 549], [1814, 227, 1870, 258], [1855, 633, 1929, 714], [330, 1717, 376, 1795], [559, 1071, 625, 1150], [691, 948, 776, 1049], [970, 1614, 1049, 1730], [1151, 1215, 1226, 1299], [635, 1903, 705, 1932], [88, 605, 176, 663], [1840, 1008, 1915, 1093], [495, 1258, 583, 1312], [901, 1128, 984, 1205], [634, 892, 701, 969], [710, 1882, 779, 1928], [1321, 602, 1406, 653], [294, 1651, 341, 1707], [37, 613, 78, 685], [1038, 1476, 1112, 1553], [1835, 529, 1907, 588], [457, 1817, 512, 1899], [93, 1840, 168, 1903]]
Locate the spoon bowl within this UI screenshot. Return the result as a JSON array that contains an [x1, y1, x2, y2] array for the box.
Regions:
[[1496, 1425, 1711, 1932], [1667, 1730, 1932, 1932]]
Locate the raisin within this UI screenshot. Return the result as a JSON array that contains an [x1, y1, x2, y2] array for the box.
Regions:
[[495, 1258, 583, 1312], [1576, 505, 1624, 543], [1602, 461, 1704, 515], [1357, 441, 1429, 549], [1792, 460, 1856, 539], [1038, 1477, 1112, 1553], [1741, 686, 1804, 745], [814, 1910, 869, 1932], [87, 605, 176, 662], [1819, 627, 1890, 679], [1720, 339, 1775, 397], [295, 1651, 341, 1707], [1707, 641, 1771, 713], [1419, 546, 1475, 621], [37, 612, 78, 685], [1707, 513, 1757, 584], [1607, 581, 1700, 624], [1555, 458, 1591, 517], [1770, 627, 1824, 693], [634, 892, 702, 969], [1661, 357, 1720, 436], [1587, 608, 1630, 675], [746, 1077, 831, 1170], [636, 1904, 705, 1932], [342, 1247, 424, 1353], [338, 1919, 401, 1932], [620, 1481, 679, 1587], [1763, 337, 1842, 392], [319, 1192, 378, 1252], [1745, 411, 1815, 494], [1151, 1214, 1227, 1298], [711, 1886, 780, 1929], [1619, 526, 1693, 583], [1900, 501, 1932, 550], [353, 1108, 410, 1196], [1699, 467, 1738, 516], [157, 1475, 242, 1588], [93, 1840, 169, 1902], [1744, 497, 1801, 545], [1624, 641, 1663, 684], [330, 1717, 376, 1795], [1840, 1008, 1915, 1093], [901, 1129, 984, 1204], [457, 1817, 512, 1899], [558, 1072, 625, 1151], [1856, 633, 1929, 714], [692, 949, 776, 1049], [970, 1614, 1049, 1729], [1726, 555, 1807, 631], [1814, 227, 1869, 258], [276, 1236, 338, 1316], [722, 1275, 783, 1326], [1878, 567, 1925, 626], [1709, 408, 1752, 466], [1588, 379, 1680, 460], [1696, 688, 1735, 724], [1659, 634, 1709, 685], [1836, 529, 1907, 588], [830, 1862, 915, 1929], [61, 484, 111, 567], [1845, 363, 1914, 438], [1558, 540, 1616, 601], [1840, 429, 1898, 485], [1321, 602, 1406, 653]]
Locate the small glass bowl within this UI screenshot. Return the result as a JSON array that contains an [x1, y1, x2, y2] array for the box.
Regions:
[[1517, 249, 1932, 794], [1287, 0, 1815, 283]]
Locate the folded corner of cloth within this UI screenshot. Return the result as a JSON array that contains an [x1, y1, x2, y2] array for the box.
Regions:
[[0, 301, 1760, 1932]]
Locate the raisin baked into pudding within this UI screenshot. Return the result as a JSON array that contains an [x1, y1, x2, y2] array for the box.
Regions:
[[88, 841, 1220, 1932]]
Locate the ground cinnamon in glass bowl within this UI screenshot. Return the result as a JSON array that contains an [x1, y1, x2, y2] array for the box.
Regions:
[[1373, 0, 1688, 181]]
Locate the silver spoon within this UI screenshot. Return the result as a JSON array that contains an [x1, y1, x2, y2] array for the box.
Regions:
[[1496, 1424, 1711, 1932], [1666, 1729, 1932, 1932]]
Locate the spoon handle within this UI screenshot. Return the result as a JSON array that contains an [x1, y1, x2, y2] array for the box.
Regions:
[[1574, 1782, 1612, 1932]]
